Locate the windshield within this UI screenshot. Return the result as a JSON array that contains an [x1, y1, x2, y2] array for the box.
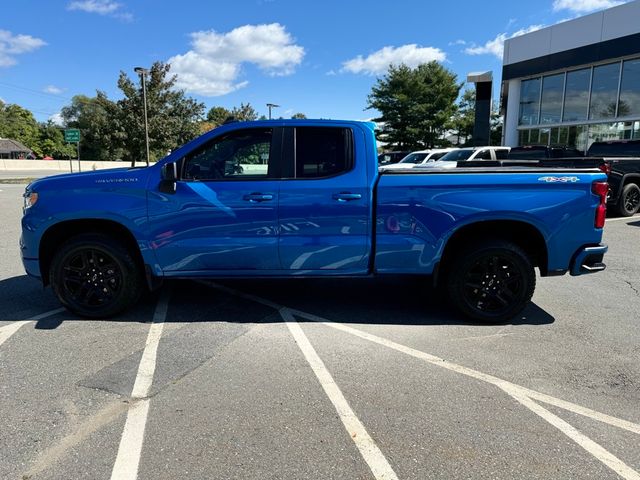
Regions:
[[429, 151, 449, 161], [439, 150, 474, 161], [399, 153, 429, 164]]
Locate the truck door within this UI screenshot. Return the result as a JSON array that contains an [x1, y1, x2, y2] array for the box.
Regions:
[[278, 126, 371, 273], [148, 127, 282, 273]]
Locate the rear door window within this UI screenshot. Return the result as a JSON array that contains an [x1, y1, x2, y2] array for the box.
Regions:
[[293, 127, 353, 178]]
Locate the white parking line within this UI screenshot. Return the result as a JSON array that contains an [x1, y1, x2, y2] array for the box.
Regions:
[[606, 216, 640, 223], [0, 308, 65, 347], [281, 309, 399, 480], [110, 290, 170, 480], [206, 283, 640, 479], [503, 387, 640, 480]]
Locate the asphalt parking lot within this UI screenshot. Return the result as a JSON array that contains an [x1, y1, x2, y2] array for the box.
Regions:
[[1, 181, 639, 480]]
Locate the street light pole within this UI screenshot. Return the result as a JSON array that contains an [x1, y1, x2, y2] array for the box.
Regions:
[[134, 67, 150, 167], [266, 103, 279, 120]]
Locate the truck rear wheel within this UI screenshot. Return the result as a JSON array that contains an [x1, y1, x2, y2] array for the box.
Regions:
[[50, 234, 143, 318], [617, 183, 640, 217], [446, 240, 535, 323]]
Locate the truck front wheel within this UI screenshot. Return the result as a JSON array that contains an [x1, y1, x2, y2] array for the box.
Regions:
[[446, 240, 535, 323], [50, 234, 144, 318]]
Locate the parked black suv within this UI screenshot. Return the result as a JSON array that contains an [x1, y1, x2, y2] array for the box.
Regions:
[[508, 145, 584, 160]]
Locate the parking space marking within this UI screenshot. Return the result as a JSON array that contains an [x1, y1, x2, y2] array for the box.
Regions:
[[606, 216, 640, 223], [281, 308, 399, 480], [110, 290, 170, 480], [503, 387, 640, 480], [0, 308, 65, 347], [206, 283, 640, 479]]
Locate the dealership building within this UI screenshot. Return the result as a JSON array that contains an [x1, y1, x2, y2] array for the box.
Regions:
[[501, 0, 640, 152]]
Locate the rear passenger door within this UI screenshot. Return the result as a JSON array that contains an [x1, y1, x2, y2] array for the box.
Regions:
[[278, 125, 371, 272]]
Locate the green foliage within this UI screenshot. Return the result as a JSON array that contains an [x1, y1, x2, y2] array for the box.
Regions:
[[116, 61, 205, 164], [0, 103, 75, 159], [291, 112, 307, 119], [206, 106, 232, 126], [36, 121, 76, 158], [0, 103, 40, 149], [449, 88, 504, 146], [61, 93, 121, 160], [367, 62, 461, 149], [451, 89, 476, 146], [229, 103, 258, 122]]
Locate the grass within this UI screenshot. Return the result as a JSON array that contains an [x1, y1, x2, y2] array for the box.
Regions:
[[0, 178, 37, 184]]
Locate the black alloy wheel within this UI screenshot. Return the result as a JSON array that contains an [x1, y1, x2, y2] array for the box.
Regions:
[[618, 183, 640, 217], [447, 240, 535, 323], [61, 248, 123, 309], [50, 234, 143, 318]]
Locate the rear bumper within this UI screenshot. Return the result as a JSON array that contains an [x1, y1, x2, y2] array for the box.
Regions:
[[570, 244, 608, 276]]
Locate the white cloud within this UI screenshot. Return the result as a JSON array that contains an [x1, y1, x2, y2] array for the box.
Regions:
[[67, 1, 132, 21], [49, 112, 64, 126], [449, 39, 467, 46], [341, 44, 446, 75], [464, 25, 544, 59], [552, 0, 624, 13], [169, 23, 304, 96], [0, 30, 46, 67], [43, 85, 64, 95]]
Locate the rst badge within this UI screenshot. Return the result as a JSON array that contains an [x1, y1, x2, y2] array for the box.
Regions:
[[538, 176, 580, 183]]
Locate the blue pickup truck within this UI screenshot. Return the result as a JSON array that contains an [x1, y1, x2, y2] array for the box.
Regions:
[[21, 120, 608, 322]]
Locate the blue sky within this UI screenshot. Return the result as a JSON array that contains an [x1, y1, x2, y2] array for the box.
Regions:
[[0, 0, 631, 122]]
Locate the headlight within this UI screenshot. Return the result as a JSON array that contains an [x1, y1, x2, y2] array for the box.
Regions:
[[23, 191, 38, 211]]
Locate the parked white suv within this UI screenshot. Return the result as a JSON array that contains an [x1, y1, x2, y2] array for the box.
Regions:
[[381, 148, 459, 170], [418, 146, 511, 170]]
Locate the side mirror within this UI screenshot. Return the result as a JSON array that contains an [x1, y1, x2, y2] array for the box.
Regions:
[[159, 162, 177, 194]]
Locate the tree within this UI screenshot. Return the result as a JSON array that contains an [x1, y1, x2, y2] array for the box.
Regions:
[[291, 113, 307, 119], [35, 121, 76, 159], [0, 103, 40, 150], [116, 61, 205, 164], [367, 62, 461, 150], [451, 89, 476, 146], [61, 93, 121, 160], [206, 106, 231, 127], [229, 103, 258, 122]]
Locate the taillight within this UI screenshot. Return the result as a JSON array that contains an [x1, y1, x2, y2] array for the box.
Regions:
[[598, 162, 611, 176], [592, 181, 608, 228]]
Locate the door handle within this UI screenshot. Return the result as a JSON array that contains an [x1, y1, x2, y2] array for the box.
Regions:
[[332, 192, 362, 202], [243, 193, 274, 202]]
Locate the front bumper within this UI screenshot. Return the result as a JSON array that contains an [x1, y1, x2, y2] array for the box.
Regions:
[[570, 244, 608, 276]]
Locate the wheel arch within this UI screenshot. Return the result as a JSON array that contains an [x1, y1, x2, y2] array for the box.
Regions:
[[39, 219, 146, 287], [435, 220, 549, 285]]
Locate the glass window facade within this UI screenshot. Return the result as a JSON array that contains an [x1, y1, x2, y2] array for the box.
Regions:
[[540, 74, 564, 124], [516, 56, 640, 150], [519, 78, 541, 126], [589, 63, 620, 120], [619, 59, 640, 117], [562, 69, 590, 122]]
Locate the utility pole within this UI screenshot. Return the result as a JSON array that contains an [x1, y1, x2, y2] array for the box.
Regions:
[[266, 103, 279, 120], [134, 67, 151, 166]]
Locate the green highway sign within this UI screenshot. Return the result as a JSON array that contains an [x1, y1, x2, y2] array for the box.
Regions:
[[64, 129, 80, 143]]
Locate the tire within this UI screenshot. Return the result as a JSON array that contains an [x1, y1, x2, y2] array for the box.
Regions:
[[446, 240, 535, 323], [617, 183, 640, 217], [49, 234, 144, 318]]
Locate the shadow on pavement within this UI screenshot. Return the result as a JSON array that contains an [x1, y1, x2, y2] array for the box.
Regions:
[[0, 275, 555, 329], [171, 277, 555, 327]]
